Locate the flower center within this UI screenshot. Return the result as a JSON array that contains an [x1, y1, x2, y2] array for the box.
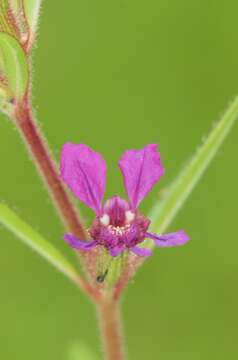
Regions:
[[89, 196, 150, 253], [107, 224, 131, 236]]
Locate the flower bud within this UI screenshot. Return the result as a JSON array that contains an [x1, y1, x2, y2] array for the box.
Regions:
[[0, 32, 28, 116], [0, 1, 42, 52]]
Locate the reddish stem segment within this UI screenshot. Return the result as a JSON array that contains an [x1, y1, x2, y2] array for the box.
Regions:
[[14, 99, 88, 240], [14, 99, 126, 358], [97, 299, 125, 360]]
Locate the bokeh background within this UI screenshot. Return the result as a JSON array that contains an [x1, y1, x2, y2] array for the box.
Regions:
[[0, 1, 238, 359]]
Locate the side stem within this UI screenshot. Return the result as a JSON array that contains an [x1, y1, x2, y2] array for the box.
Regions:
[[14, 98, 88, 240], [13, 98, 103, 299], [97, 299, 125, 360]]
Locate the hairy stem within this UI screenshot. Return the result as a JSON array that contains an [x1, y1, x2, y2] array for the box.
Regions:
[[8, 98, 102, 301], [14, 98, 88, 240], [97, 299, 125, 360]]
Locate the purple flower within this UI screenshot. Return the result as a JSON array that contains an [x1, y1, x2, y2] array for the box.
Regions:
[[60, 143, 189, 257]]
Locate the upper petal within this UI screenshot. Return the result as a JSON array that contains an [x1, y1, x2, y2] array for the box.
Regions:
[[60, 143, 106, 214], [118, 144, 164, 208]]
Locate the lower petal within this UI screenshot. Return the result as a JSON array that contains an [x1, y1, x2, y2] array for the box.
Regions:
[[146, 230, 189, 248], [110, 246, 125, 257], [132, 246, 152, 257], [64, 233, 97, 251]]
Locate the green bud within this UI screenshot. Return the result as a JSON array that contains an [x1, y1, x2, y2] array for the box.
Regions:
[[0, 32, 29, 116]]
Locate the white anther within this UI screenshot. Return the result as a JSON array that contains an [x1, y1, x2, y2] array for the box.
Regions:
[[100, 214, 110, 226], [125, 210, 135, 223]]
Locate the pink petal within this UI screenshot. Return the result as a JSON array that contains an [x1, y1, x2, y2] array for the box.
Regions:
[[132, 246, 152, 257], [60, 143, 106, 214], [64, 234, 97, 251], [110, 246, 125, 257], [146, 230, 190, 248], [118, 144, 164, 209]]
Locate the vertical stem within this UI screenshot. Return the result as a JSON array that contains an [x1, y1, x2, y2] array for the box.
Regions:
[[14, 99, 88, 240], [97, 299, 125, 360]]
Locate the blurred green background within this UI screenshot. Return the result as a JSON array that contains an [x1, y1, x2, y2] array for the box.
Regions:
[[0, 1, 238, 359]]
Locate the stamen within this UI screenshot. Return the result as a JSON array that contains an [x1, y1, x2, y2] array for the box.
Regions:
[[100, 214, 110, 226], [108, 224, 131, 235], [125, 210, 135, 223], [96, 269, 109, 283]]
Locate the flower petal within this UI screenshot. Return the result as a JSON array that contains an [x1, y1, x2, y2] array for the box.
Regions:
[[118, 144, 164, 209], [110, 246, 125, 257], [64, 233, 97, 250], [132, 246, 152, 257], [146, 230, 189, 248], [60, 143, 106, 214]]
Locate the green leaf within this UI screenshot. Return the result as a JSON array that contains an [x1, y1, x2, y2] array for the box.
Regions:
[[146, 97, 238, 248], [67, 342, 98, 360], [0, 203, 80, 284], [23, 0, 42, 47], [0, 32, 29, 111]]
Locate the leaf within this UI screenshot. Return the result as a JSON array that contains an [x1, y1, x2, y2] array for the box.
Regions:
[[0, 203, 81, 284], [23, 0, 42, 48], [0, 32, 28, 107], [146, 97, 238, 247], [67, 342, 98, 360]]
